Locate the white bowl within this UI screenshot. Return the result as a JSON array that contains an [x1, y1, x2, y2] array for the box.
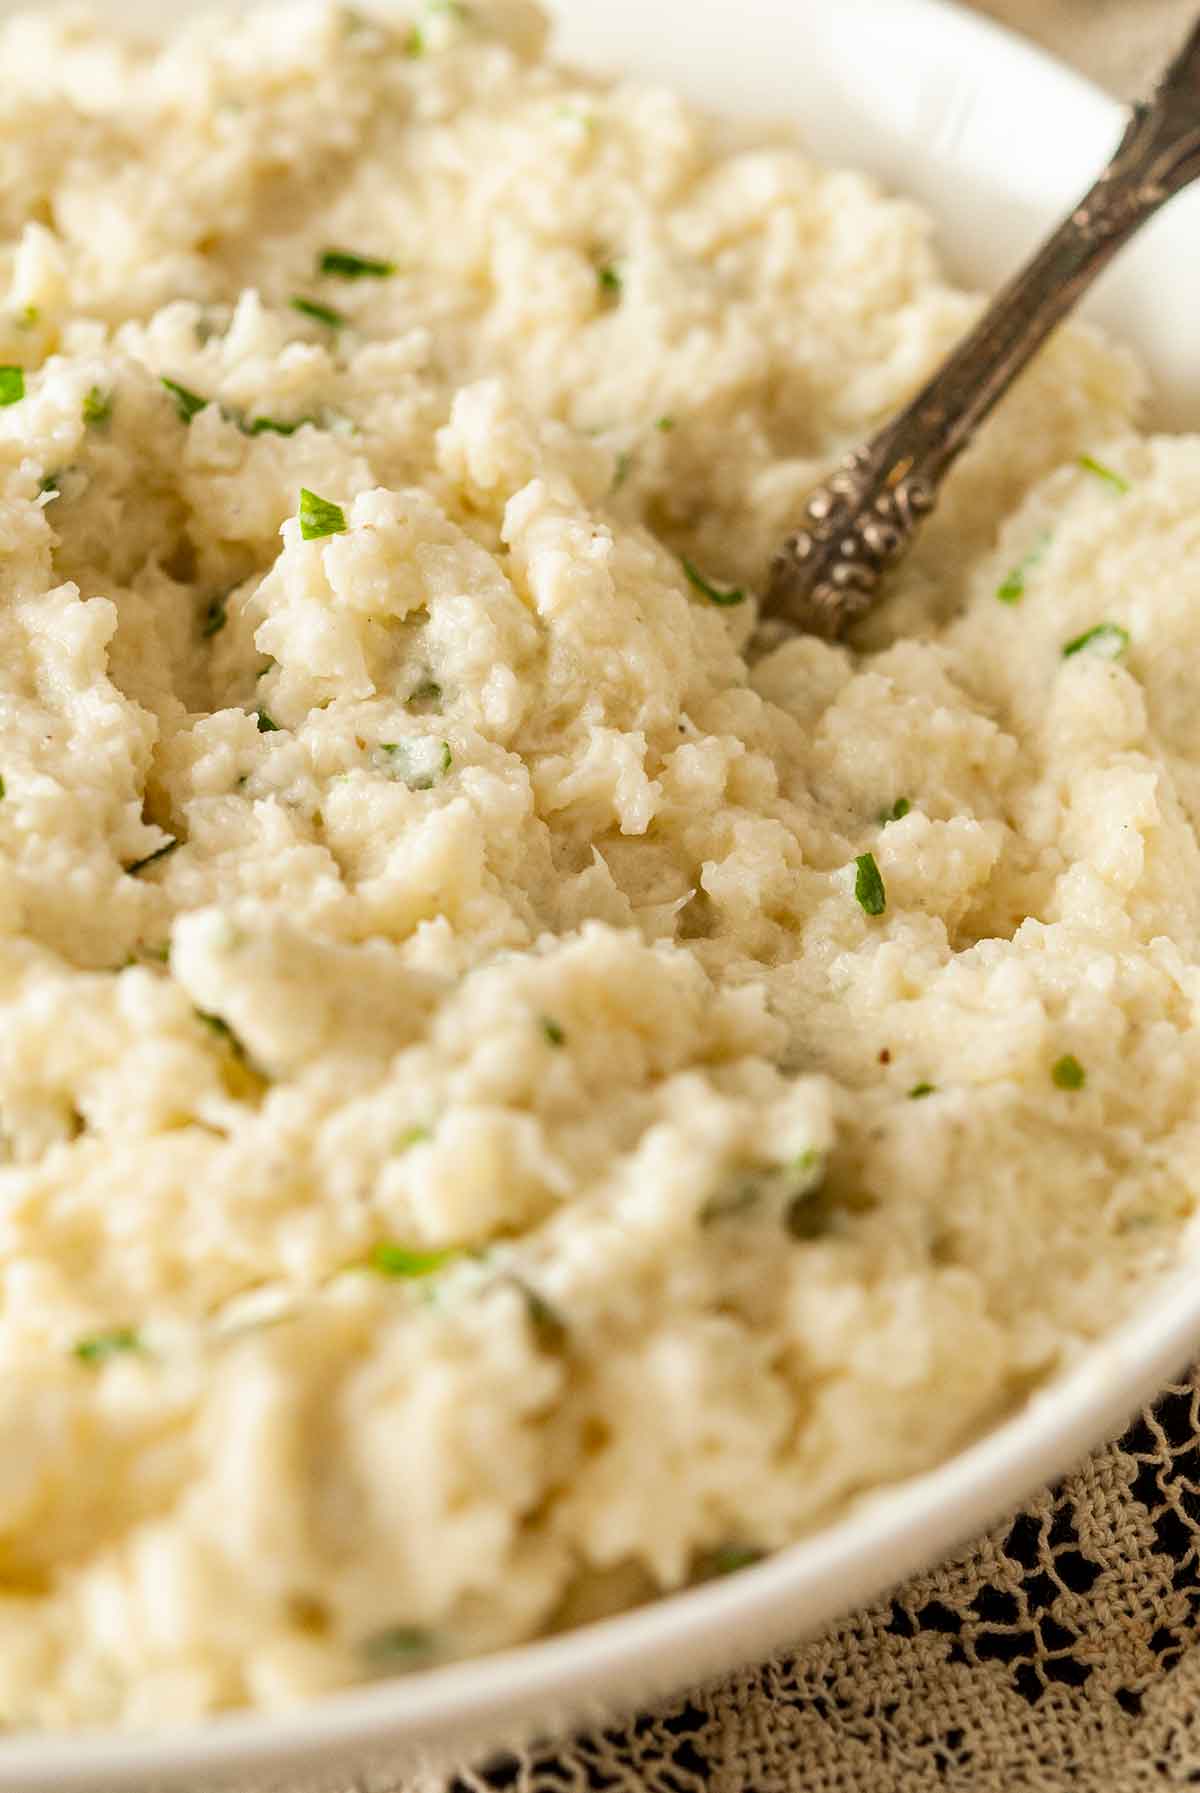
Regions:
[[3, 3, 1200, 1788]]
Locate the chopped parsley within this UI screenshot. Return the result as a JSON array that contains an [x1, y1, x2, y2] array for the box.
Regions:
[[161, 377, 210, 423], [126, 837, 179, 876], [880, 797, 910, 825], [369, 1241, 461, 1279], [996, 567, 1026, 606], [682, 558, 746, 608], [82, 386, 112, 426], [853, 851, 886, 917], [290, 295, 347, 329], [540, 1016, 566, 1047], [299, 487, 348, 540], [378, 738, 452, 790], [1052, 1054, 1086, 1091], [612, 449, 633, 490], [74, 1327, 141, 1365], [39, 473, 61, 501], [0, 366, 25, 407], [1062, 622, 1130, 661], [700, 1545, 766, 1578], [655, 415, 676, 432], [996, 530, 1052, 605], [0, 776, 6, 799], [909, 1082, 936, 1100], [243, 415, 310, 437], [201, 594, 228, 639], [319, 247, 397, 280], [404, 24, 424, 54], [1078, 453, 1130, 495], [596, 263, 622, 298], [255, 709, 280, 733], [396, 1124, 433, 1152], [362, 1626, 436, 1671]]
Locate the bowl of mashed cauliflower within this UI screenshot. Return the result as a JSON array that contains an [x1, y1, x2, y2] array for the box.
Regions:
[[2, 0, 1200, 1785]]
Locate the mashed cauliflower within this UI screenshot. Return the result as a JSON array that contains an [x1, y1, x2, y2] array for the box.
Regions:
[[0, 0, 1196, 1731]]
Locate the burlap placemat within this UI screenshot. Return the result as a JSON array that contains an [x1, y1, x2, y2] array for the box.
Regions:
[[423, 8, 1200, 1790]]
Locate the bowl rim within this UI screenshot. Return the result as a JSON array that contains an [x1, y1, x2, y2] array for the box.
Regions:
[[2, 2, 1198, 1786]]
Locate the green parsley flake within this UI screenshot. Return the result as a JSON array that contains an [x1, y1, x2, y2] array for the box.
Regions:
[[996, 530, 1052, 605], [201, 594, 228, 639], [655, 415, 676, 432], [1062, 622, 1130, 661], [126, 838, 179, 876], [291, 295, 347, 329], [682, 558, 746, 607], [244, 415, 309, 437], [396, 1124, 433, 1152], [701, 1545, 766, 1578], [379, 738, 452, 790], [1078, 453, 1130, 495], [299, 487, 348, 540], [362, 1625, 436, 1671], [82, 386, 112, 426], [541, 1016, 566, 1047], [880, 797, 910, 825], [255, 709, 280, 733], [909, 1082, 936, 1100], [319, 247, 397, 279], [0, 366, 25, 407], [74, 1328, 141, 1365], [162, 377, 210, 423], [597, 264, 622, 297], [612, 449, 633, 491], [39, 473, 61, 501], [0, 776, 6, 799], [1052, 1054, 1086, 1091], [370, 1241, 460, 1279], [854, 852, 886, 917], [404, 23, 424, 53]]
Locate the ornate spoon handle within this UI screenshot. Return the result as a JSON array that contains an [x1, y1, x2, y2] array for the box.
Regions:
[[765, 17, 1200, 642]]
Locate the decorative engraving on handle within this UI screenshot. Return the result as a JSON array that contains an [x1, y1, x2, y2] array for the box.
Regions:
[[779, 449, 937, 636], [765, 17, 1200, 643], [1075, 93, 1200, 243]]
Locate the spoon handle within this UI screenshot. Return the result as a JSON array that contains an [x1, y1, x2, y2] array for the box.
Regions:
[[765, 18, 1200, 642]]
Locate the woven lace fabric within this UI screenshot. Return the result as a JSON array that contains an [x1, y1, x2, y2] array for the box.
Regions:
[[315, 7, 1200, 1791]]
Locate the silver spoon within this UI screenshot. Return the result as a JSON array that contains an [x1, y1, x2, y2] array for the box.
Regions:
[[765, 15, 1200, 642]]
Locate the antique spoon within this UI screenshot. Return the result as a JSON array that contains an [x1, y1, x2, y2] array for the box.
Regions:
[[765, 15, 1200, 642]]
